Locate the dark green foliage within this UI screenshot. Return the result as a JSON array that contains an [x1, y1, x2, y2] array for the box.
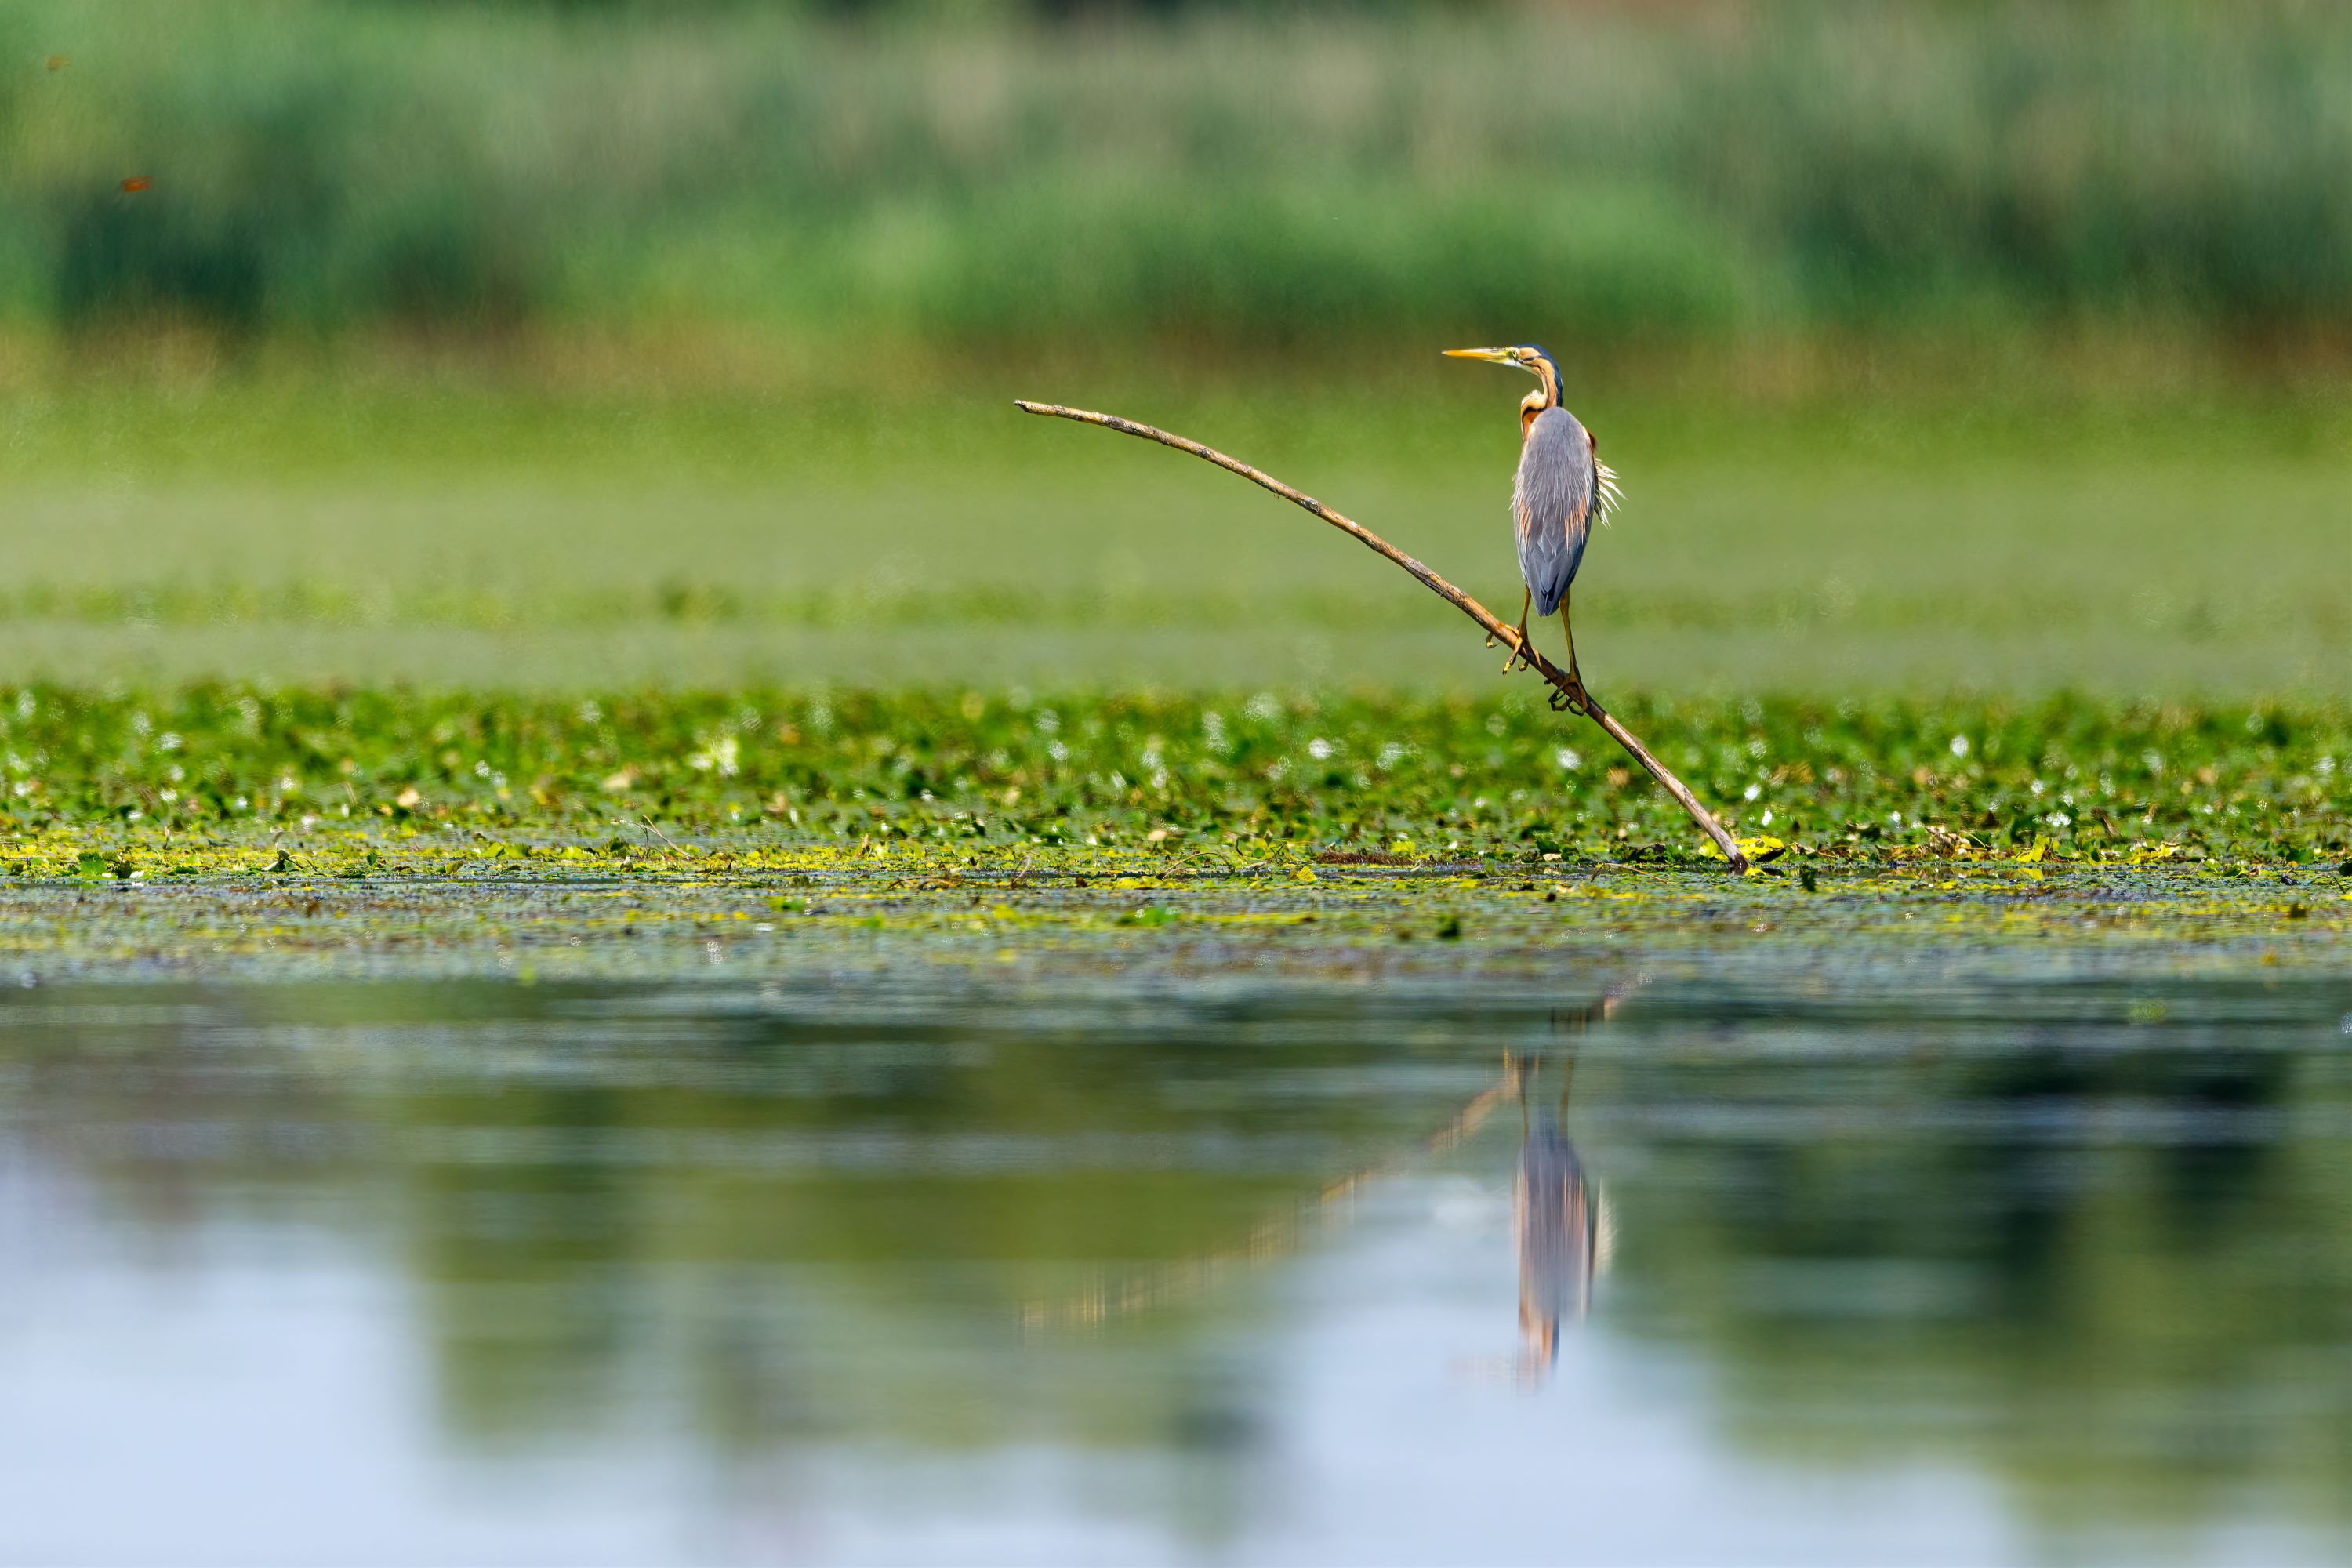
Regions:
[[56, 189, 270, 334], [10, 4, 2352, 343]]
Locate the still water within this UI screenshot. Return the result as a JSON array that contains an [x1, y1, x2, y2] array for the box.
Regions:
[[3, 975, 2349, 1566]]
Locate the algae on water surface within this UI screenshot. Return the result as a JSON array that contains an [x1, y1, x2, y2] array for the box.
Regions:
[[0, 687, 2341, 983]]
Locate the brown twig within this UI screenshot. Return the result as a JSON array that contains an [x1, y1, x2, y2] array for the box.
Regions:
[[1013, 399, 1750, 872]]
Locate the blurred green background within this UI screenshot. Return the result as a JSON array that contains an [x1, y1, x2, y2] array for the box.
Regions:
[[1, 0, 2346, 695]]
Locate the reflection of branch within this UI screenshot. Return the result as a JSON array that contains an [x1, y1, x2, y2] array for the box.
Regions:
[[1018, 977, 1646, 1335], [1018, 1068, 1517, 1334], [1014, 401, 1749, 871]]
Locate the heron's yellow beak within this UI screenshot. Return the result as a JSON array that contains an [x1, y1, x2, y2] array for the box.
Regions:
[[1443, 347, 1519, 365]]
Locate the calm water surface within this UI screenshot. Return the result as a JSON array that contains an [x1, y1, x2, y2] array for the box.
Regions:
[[3, 976, 2350, 1566]]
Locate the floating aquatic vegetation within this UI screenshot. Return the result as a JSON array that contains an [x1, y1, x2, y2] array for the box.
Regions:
[[0, 686, 2338, 982]]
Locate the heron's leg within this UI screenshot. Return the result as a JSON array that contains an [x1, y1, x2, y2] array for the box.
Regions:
[[1501, 588, 1533, 673], [1548, 589, 1590, 712], [1560, 588, 1584, 689]]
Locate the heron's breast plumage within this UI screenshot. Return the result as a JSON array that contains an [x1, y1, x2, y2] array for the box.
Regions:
[[1512, 405, 1596, 616]]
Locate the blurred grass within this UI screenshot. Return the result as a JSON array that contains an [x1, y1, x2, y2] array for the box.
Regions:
[[3, 2, 2347, 698], [0, 371, 2342, 695], [5, 2, 2352, 349]]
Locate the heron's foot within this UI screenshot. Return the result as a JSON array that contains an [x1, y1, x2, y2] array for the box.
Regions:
[[1546, 675, 1592, 714], [1501, 625, 1535, 673]]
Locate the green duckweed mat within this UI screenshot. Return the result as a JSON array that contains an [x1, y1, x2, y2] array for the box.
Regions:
[[0, 686, 2340, 983]]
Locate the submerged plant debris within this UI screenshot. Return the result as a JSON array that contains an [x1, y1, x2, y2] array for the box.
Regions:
[[0, 686, 2340, 982]]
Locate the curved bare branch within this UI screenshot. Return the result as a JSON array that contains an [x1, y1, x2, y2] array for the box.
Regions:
[[1014, 399, 1750, 873]]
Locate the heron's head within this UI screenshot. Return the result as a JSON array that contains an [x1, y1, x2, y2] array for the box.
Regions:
[[1443, 344, 1561, 408]]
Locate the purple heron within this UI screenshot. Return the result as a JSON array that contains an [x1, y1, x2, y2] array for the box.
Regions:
[[1444, 345, 1621, 695]]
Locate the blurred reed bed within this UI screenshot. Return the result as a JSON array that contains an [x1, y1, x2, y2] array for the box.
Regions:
[[3, 0, 2350, 355]]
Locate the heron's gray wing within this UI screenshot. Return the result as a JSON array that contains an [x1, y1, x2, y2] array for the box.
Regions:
[[1512, 406, 1595, 615], [1515, 1117, 1596, 1327]]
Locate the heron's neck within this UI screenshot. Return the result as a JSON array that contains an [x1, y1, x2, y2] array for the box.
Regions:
[[1518, 385, 1556, 441], [1528, 356, 1561, 409]]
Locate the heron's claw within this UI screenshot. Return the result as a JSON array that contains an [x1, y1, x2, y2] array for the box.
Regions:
[[1547, 677, 1591, 714], [1500, 624, 1535, 674]]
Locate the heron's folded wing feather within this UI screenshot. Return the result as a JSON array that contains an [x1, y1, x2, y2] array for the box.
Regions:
[[1512, 407, 1595, 615]]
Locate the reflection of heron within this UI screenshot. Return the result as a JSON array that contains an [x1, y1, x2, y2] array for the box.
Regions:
[[1022, 978, 1640, 1338], [1443, 345, 1622, 693], [1510, 1052, 1606, 1372]]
